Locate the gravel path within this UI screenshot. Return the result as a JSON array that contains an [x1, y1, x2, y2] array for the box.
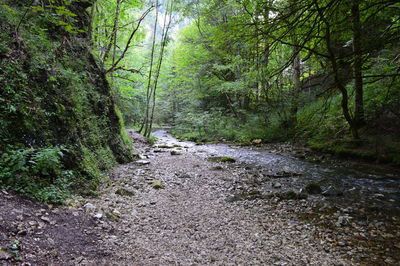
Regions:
[[89, 134, 351, 265], [2, 131, 398, 265]]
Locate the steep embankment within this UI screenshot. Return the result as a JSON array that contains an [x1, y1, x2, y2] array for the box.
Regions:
[[0, 1, 133, 202]]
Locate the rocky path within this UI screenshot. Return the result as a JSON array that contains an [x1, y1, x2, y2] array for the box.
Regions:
[[87, 132, 351, 265], [2, 131, 399, 265]]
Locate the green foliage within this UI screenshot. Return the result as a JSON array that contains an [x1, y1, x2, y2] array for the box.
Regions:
[[147, 135, 157, 146], [296, 71, 400, 164], [115, 106, 133, 148], [0, 146, 71, 203], [296, 95, 348, 141], [152, 0, 400, 164], [0, 2, 133, 202], [171, 108, 290, 144]]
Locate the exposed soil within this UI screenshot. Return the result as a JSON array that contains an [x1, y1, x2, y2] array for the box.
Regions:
[[1, 130, 399, 265], [0, 191, 110, 265]]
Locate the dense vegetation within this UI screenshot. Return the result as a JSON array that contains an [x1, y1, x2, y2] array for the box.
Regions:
[[102, 0, 400, 163], [0, 0, 133, 203], [160, 0, 400, 163], [1, 0, 399, 202]]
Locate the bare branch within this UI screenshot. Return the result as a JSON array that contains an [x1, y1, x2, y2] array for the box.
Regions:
[[106, 6, 154, 74]]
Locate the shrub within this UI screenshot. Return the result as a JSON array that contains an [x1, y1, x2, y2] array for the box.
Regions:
[[0, 146, 72, 203]]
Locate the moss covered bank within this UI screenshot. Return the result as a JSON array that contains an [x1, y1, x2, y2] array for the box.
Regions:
[[0, 0, 133, 203]]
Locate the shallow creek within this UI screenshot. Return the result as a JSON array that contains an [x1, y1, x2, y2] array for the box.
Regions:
[[153, 130, 400, 216]]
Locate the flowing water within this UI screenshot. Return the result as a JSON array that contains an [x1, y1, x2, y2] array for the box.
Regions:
[[152, 130, 400, 215]]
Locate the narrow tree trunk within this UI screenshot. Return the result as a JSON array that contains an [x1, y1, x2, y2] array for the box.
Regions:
[[146, 0, 174, 137], [260, 1, 271, 98], [16, 0, 35, 35], [288, 0, 300, 128], [290, 53, 301, 125], [110, 0, 121, 83], [352, 0, 364, 129], [88, 3, 96, 45], [255, 35, 260, 103], [139, 0, 159, 134], [225, 93, 240, 120], [316, 2, 358, 139], [102, 0, 121, 63], [112, 0, 121, 68]]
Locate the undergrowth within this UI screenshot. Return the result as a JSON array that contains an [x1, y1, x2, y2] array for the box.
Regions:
[[0, 3, 133, 203]]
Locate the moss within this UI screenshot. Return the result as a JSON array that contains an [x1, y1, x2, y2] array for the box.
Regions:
[[0, 3, 133, 202], [115, 106, 133, 149], [219, 157, 236, 163], [115, 188, 135, 196], [150, 180, 164, 190], [308, 139, 398, 164]]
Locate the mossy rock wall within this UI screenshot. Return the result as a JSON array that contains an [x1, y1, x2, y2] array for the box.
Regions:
[[0, 1, 133, 201]]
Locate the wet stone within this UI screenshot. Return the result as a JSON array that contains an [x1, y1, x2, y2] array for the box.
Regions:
[[322, 187, 344, 197], [305, 183, 322, 194]]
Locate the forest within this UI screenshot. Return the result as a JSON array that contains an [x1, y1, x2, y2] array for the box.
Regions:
[[93, 0, 400, 160], [0, 0, 400, 265]]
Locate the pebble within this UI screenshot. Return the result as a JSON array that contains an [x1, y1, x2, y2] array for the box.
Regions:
[[112, 209, 121, 217], [63, 131, 397, 265], [83, 203, 96, 212], [136, 160, 151, 165], [170, 150, 182, 156], [94, 213, 103, 219], [40, 216, 51, 223]]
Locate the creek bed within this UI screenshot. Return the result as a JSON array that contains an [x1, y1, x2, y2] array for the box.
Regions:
[[153, 129, 400, 216], [152, 130, 400, 264]]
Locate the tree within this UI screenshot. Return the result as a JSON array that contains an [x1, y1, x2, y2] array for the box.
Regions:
[[266, 0, 400, 139]]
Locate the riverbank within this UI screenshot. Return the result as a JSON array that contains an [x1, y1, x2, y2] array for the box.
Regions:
[[170, 125, 400, 167], [1, 130, 399, 265]]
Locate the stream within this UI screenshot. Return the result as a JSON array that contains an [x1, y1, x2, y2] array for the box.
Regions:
[[153, 129, 400, 216]]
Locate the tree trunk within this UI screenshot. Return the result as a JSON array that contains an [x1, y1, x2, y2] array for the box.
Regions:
[[112, 0, 121, 69], [139, 0, 159, 134], [102, 0, 121, 63], [290, 53, 301, 125], [260, 1, 271, 98], [316, 2, 358, 139], [146, 0, 174, 137], [352, 0, 365, 129]]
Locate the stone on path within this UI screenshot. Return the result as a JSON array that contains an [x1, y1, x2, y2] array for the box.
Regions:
[[150, 180, 164, 190], [136, 160, 151, 165]]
